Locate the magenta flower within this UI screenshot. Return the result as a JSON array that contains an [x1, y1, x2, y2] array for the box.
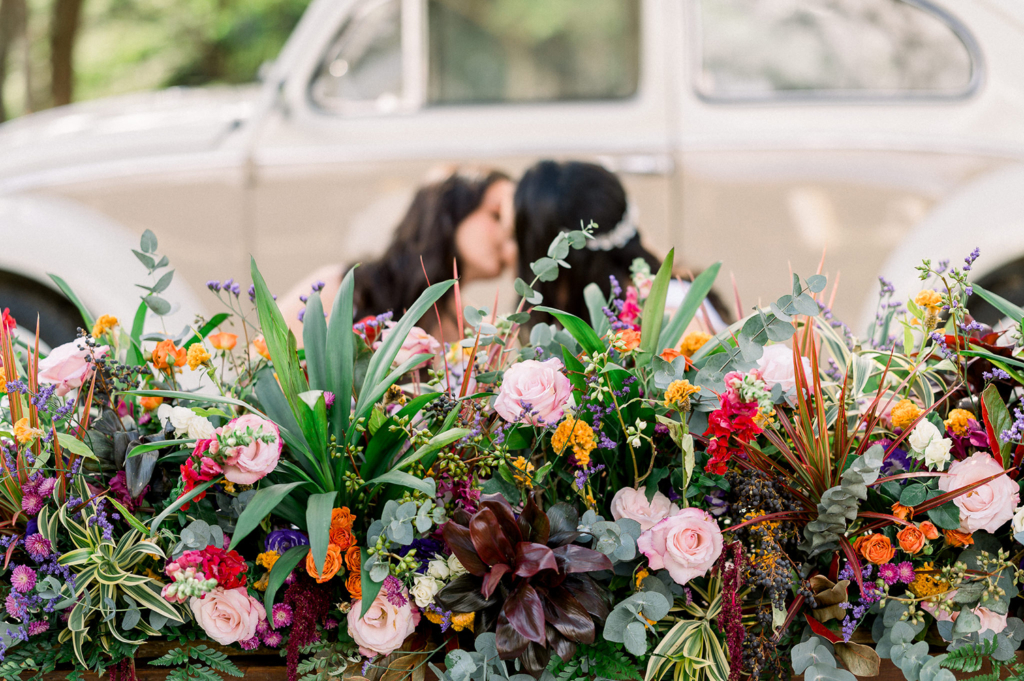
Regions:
[[382, 575, 407, 607], [324, 392, 336, 409], [24, 534, 51, 560], [878, 563, 899, 586], [21, 494, 44, 516], [28, 620, 49, 636], [36, 478, 57, 498], [239, 636, 260, 651], [897, 561, 916, 584], [11, 565, 36, 593], [271, 603, 293, 628], [324, 617, 338, 630], [261, 630, 283, 647], [4, 593, 27, 620]]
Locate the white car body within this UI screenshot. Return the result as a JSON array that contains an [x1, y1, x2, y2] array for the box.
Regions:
[[0, 0, 1023, 343]]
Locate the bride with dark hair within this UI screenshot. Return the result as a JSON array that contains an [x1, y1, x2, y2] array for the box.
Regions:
[[514, 160, 728, 331], [283, 168, 515, 339]]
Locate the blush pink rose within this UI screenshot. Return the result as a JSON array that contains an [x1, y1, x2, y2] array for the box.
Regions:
[[347, 590, 417, 657], [381, 325, 442, 369], [610, 487, 681, 531], [756, 344, 813, 394], [219, 415, 282, 485], [924, 596, 1007, 640], [190, 586, 266, 645], [37, 339, 108, 396], [937, 452, 1018, 533], [637, 508, 723, 585], [493, 358, 572, 426]]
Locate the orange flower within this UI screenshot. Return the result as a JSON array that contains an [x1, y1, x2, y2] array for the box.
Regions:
[[306, 544, 344, 583], [152, 340, 186, 370], [857, 533, 896, 565], [13, 417, 42, 445], [331, 507, 356, 531], [919, 521, 940, 540], [346, 571, 362, 599], [891, 502, 913, 521], [890, 399, 922, 431], [208, 331, 238, 351], [679, 331, 711, 358], [944, 529, 974, 547], [330, 527, 356, 552], [660, 348, 682, 362], [139, 395, 163, 411], [897, 525, 926, 554], [613, 329, 641, 352], [252, 336, 271, 360], [345, 546, 361, 572]]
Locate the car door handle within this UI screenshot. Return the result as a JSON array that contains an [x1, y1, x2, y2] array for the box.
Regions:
[[596, 154, 675, 176]]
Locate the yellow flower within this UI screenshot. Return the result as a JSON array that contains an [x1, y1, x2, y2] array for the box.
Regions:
[[451, 612, 475, 632], [91, 314, 119, 339], [634, 568, 650, 590], [891, 399, 922, 431], [221, 481, 236, 494], [256, 550, 280, 571], [13, 417, 42, 445], [664, 380, 700, 411], [679, 331, 711, 358], [907, 563, 949, 599], [511, 456, 535, 488], [187, 344, 211, 371], [914, 290, 943, 311], [0, 367, 6, 394], [944, 408, 975, 437], [254, 574, 269, 592], [551, 417, 597, 467]]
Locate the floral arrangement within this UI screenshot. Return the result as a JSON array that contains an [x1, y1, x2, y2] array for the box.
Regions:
[[2, 228, 1024, 681]]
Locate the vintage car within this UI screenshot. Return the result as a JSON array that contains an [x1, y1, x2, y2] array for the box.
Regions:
[[1, 0, 1023, 346]]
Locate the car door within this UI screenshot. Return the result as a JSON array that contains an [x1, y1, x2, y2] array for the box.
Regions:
[[250, 0, 673, 312]]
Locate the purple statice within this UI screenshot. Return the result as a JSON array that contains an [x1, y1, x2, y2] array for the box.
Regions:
[[262, 630, 283, 647], [838, 562, 883, 641], [297, 308, 306, 323], [299, 295, 308, 304], [963, 247, 981, 272], [27, 621, 48, 637], [247, 284, 257, 302], [362, 657, 376, 674], [5, 379, 27, 394], [1003, 407, 1024, 445], [426, 604, 452, 633], [4, 593, 28, 620], [311, 281, 326, 293], [878, 563, 899, 586], [239, 636, 260, 651], [206, 281, 222, 292], [682, 587, 694, 607], [896, 561, 916, 584], [11, 566, 36, 593], [382, 576, 407, 607], [29, 385, 57, 412], [265, 529, 309, 554], [935, 259, 950, 275], [24, 535, 50, 561], [271, 603, 294, 628], [984, 368, 1012, 382], [21, 494, 44, 516], [930, 332, 955, 360], [959, 319, 985, 334]]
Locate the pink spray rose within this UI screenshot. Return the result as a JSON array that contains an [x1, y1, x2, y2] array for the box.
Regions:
[[493, 358, 572, 426], [190, 587, 266, 645], [380, 325, 442, 369], [637, 508, 723, 585], [756, 344, 813, 394], [937, 452, 1018, 533], [610, 487, 681, 531], [218, 415, 282, 485], [347, 590, 417, 657], [37, 339, 108, 396]]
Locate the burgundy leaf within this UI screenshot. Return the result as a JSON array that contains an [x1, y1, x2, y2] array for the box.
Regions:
[[515, 542, 558, 578], [546, 624, 578, 663], [545, 586, 596, 644], [524, 640, 553, 675], [546, 503, 579, 547], [517, 493, 550, 545], [435, 573, 499, 612], [564, 575, 611, 620], [496, 612, 530, 660], [503, 581, 547, 645], [441, 521, 488, 576], [470, 508, 515, 566], [482, 563, 512, 599], [480, 495, 524, 545], [552, 544, 612, 574]]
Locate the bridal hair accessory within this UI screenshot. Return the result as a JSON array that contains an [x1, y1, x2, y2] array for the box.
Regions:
[[585, 202, 638, 251]]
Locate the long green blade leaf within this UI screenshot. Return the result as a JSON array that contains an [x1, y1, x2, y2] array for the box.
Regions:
[[366, 470, 436, 497], [394, 428, 471, 471], [47, 273, 94, 328], [583, 283, 611, 338], [126, 438, 195, 458], [303, 292, 328, 391], [183, 312, 231, 349], [660, 262, 721, 352], [230, 482, 309, 550], [360, 547, 383, 617], [264, 545, 308, 613], [533, 307, 605, 355], [327, 267, 357, 442], [639, 248, 674, 361], [306, 491, 337, 574], [128, 300, 148, 366], [123, 390, 267, 418], [973, 283, 1024, 322]]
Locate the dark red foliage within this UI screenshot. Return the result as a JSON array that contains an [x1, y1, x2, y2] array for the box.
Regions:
[[107, 658, 136, 681], [284, 574, 332, 681], [718, 542, 745, 681], [435, 494, 612, 677]]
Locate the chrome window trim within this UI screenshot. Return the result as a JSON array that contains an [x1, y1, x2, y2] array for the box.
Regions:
[[690, 0, 986, 105]]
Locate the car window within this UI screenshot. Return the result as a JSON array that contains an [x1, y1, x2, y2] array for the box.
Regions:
[[310, 0, 404, 114], [426, 0, 640, 105], [695, 0, 977, 100]]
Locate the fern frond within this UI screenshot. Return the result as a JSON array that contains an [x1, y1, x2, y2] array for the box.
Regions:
[[942, 639, 999, 673], [150, 647, 191, 667]]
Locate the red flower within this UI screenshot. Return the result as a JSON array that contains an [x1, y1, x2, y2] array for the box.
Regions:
[[702, 387, 763, 475], [200, 546, 247, 589], [1, 308, 15, 332], [178, 439, 221, 510]]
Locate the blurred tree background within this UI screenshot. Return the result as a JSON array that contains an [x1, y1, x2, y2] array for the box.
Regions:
[[0, 0, 310, 121]]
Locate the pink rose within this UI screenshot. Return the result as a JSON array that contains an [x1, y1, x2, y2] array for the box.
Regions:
[[924, 596, 1007, 639], [37, 339, 108, 397], [494, 358, 572, 426], [219, 415, 282, 485], [610, 487, 681, 531], [938, 452, 1018, 533], [637, 508, 723, 585], [381, 325, 441, 370], [756, 344, 813, 394], [347, 590, 417, 657], [190, 586, 266, 645]]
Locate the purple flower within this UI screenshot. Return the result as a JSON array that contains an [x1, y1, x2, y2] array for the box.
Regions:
[[206, 281, 222, 292], [11, 565, 36, 593], [324, 617, 338, 630], [382, 576, 407, 607], [239, 636, 259, 651], [272, 603, 293, 628], [261, 630, 283, 647], [984, 368, 1012, 382], [109, 471, 148, 513], [4, 593, 27, 620], [896, 561, 915, 584], [324, 392, 336, 409], [878, 563, 899, 586], [21, 494, 43, 516], [36, 478, 56, 498], [24, 535, 51, 560], [265, 530, 309, 555], [27, 621, 48, 636], [704, 489, 729, 517], [256, 619, 270, 636]]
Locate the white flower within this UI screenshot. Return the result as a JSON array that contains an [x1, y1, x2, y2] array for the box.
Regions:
[[426, 559, 450, 581], [409, 574, 440, 609], [1013, 506, 1024, 535], [160, 405, 215, 440], [908, 420, 940, 453], [923, 437, 953, 470], [447, 554, 467, 579]]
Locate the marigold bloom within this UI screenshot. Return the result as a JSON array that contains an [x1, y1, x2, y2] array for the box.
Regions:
[[306, 544, 344, 583], [91, 314, 118, 339], [152, 339, 186, 370], [907, 563, 949, 599], [919, 521, 940, 540], [914, 290, 943, 310], [890, 399, 922, 431], [511, 456, 535, 488], [551, 417, 597, 467], [679, 331, 712, 358], [14, 417, 42, 445], [451, 612, 475, 632], [891, 502, 913, 521], [253, 574, 269, 592], [664, 380, 700, 412], [186, 344, 211, 371], [253, 336, 271, 360], [897, 525, 926, 554], [208, 331, 238, 351], [944, 408, 975, 437], [944, 529, 974, 547], [256, 550, 280, 571], [613, 329, 641, 352], [659, 349, 682, 362], [345, 571, 362, 599], [139, 395, 163, 411]]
